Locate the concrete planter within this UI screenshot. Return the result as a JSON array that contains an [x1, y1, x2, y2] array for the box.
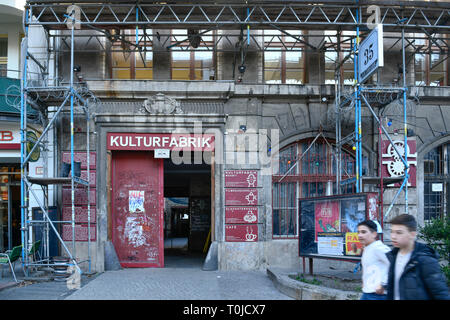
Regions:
[[267, 268, 362, 300]]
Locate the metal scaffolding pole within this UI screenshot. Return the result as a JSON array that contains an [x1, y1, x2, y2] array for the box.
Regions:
[[19, 6, 96, 277]]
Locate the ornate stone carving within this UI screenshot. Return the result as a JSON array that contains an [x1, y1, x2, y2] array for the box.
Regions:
[[142, 93, 183, 114]]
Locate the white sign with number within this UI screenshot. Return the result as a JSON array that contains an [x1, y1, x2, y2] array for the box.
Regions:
[[358, 24, 384, 83], [432, 183, 443, 192], [154, 149, 170, 158]]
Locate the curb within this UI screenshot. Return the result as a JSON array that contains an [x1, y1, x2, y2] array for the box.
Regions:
[[267, 268, 362, 300], [0, 281, 22, 292]]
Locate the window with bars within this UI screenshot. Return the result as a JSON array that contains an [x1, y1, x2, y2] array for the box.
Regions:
[[263, 30, 304, 84], [272, 139, 356, 238], [423, 145, 448, 221]]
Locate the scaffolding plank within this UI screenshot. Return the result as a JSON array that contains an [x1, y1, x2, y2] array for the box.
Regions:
[[27, 176, 89, 186]]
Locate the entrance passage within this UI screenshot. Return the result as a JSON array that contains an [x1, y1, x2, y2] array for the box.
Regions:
[[112, 151, 163, 267], [163, 152, 211, 267]]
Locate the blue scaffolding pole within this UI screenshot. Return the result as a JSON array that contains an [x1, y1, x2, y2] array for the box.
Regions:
[[19, 8, 30, 271]]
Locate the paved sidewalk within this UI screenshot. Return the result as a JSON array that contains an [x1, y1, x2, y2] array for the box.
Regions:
[[0, 252, 362, 300], [0, 253, 293, 300], [65, 268, 292, 300]]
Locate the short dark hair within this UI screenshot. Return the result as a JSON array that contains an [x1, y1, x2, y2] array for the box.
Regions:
[[357, 220, 378, 233], [388, 214, 417, 232]]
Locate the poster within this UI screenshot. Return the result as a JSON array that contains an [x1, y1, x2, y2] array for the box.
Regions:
[[345, 232, 363, 256], [317, 232, 344, 256], [129, 190, 145, 213], [341, 198, 365, 233], [314, 201, 340, 241]]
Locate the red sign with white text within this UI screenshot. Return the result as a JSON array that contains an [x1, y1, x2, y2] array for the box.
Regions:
[[225, 207, 258, 224], [107, 133, 215, 151], [225, 170, 258, 188], [225, 189, 258, 206], [225, 224, 258, 242]]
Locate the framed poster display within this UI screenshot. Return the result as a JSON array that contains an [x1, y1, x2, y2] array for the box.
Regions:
[[299, 193, 379, 261]]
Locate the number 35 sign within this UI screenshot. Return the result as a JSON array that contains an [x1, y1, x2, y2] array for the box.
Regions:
[[358, 24, 384, 83]]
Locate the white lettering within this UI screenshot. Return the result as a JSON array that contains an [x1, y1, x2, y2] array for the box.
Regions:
[[143, 137, 152, 147], [162, 136, 169, 147], [202, 137, 211, 148], [188, 137, 196, 148], [136, 136, 143, 147], [184, 304, 217, 318], [153, 137, 161, 147], [110, 136, 119, 147], [129, 137, 136, 147], [119, 136, 128, 147], [179, 137, 188, 148], [169, 137, 178, 148]]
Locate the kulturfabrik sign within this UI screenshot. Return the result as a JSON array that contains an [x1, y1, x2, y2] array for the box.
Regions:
[[107, 133, 215, 151]]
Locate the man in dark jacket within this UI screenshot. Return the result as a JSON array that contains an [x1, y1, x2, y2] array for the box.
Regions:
[[386, 214, 449, 300]]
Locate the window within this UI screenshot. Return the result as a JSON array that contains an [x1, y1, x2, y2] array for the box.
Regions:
[[423, 145, 448, 221], [325, 51, 338, 84], [272, 139, 356, 238], [414, 34, 448, 86], [0, 37, 7, 77], [415, 53, 426, 86], [111, 30, 153, 79], [170, 30, 214, 80], [264, 30, 304, 84], [324, 31, 355, 85]]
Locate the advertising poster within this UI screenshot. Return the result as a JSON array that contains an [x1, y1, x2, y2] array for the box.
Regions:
[[317, 232, 344, 256], [341, 198, 366, 233], [314, 201, 340, 241], [345, 232, 363, 256]]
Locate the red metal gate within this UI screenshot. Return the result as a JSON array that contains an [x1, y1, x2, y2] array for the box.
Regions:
[[111, 151, 164, 267]]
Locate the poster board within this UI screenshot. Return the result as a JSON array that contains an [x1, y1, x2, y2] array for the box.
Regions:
[[299, 193, 379, 260]]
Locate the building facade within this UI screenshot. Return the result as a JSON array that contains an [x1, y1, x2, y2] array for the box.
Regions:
[[18, 1, 450, 273]]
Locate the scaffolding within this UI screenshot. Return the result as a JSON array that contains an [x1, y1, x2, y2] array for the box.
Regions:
[[20, 7, 98, 275], [19, 0, 450, 273], [331, 2, 449, 228]]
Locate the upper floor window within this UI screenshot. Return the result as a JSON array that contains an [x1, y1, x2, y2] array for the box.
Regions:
[[414, 34, 448, 86], [0, 36, 7, 77], [264, 30, 304, 84], [324, 31, 355, 85], [170, 29, 214, 80], [111, 29, 153, 79]]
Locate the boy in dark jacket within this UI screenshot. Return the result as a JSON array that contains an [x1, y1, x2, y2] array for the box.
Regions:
[[386, 214, 449, 300]]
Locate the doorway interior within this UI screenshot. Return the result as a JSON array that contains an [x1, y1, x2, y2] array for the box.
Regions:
[[0, 164, 21, 252], [163, 151, 212, 268]]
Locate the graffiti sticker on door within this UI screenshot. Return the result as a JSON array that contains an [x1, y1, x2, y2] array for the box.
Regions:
[[129, 190, 145, 213]]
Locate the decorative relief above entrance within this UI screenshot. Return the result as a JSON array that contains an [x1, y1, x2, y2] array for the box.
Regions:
[[141, 93, 183, 115]]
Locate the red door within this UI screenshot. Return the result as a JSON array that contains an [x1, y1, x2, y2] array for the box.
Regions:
[[112, 151, 164, 267]]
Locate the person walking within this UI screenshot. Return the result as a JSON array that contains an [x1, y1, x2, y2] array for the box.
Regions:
[[386, 214, 450, 300], [357, 220, 390, 300]]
